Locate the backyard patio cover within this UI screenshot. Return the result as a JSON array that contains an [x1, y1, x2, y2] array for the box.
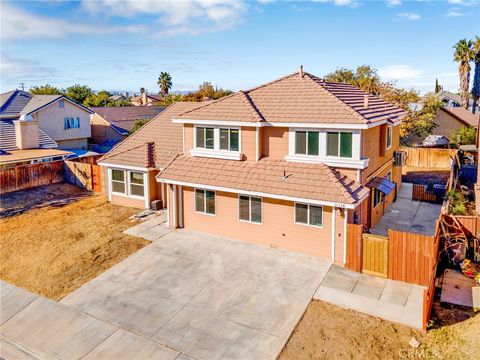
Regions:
[[366, 177, 396, 195]]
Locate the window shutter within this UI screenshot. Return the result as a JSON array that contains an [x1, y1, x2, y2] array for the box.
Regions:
[[379, 125, 386, 157]]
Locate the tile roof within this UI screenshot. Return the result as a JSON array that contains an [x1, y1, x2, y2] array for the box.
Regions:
[[0, 119, 58, 151], [98, 102, 208, 169], [176, 71, 407, 125], [0, 90, 93, 119], [92, 106, 166, 134], [442, 107, 479, 128], [158, 156, 369, 205]]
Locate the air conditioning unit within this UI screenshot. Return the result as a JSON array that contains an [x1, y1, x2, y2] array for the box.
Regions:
[[150, 200, 163, 211], [394, 150, 406, 166]]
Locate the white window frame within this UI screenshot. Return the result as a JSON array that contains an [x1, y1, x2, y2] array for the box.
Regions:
[[219, 128, 240, 152], [191, 125, 242, 160], [238, 194, 262, 224], [294, 202, 323, 228], [111, 169, 126, 195], [286, 128, 366, 169], [386, 125, 393, 150], [110, 168, 146, 200], [325, 131, 354, 159], [294, 130, 320, 156], [129, 171, 146, 199], [194, 188, 216, 216]]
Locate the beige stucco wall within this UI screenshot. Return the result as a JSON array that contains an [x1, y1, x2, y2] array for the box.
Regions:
[[179, 186, 346, 260], [32, 99, 91, 145], [432, 109, 466, 138], [14, 120, 39, 149], [56, 138, 88, 149], [261, 126, 289, 159], [241, 126, 256, 160], [91, 113, 125, 144]]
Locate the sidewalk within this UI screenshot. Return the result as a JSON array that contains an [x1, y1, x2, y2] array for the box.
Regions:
[[314, 265, 425, 329]]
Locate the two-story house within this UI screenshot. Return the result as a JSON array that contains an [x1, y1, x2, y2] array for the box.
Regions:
[[98, 70, 406, 263]]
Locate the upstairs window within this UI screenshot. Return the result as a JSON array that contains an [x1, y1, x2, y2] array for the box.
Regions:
[[196, 127, 214, 149], [195, 189, 215, 215], [239, 195, 262, 223], [220, 128, 239, 151], [64, 117, 80, 130], [59, 100, 64, 108], [386, 125, 392, 150], [295, 131, 319, 156], [326, 132, 352, 158]]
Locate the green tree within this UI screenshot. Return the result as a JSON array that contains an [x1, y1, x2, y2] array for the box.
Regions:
[[64, 84, 93, 105], [140, 87, 145, 94], [434, 78, 442, 93], [400, 95, 441, 141], [157, 72, 172, 96], [324, 65, 381, 94], [453, 39, 474, 109], [449, 126, 477, 148], [198, 82, 215, 100], [129, 119, 149, 135], [29, 84, 61, 95], [83, 90, 113, 107], [471, 36, 480, 114]]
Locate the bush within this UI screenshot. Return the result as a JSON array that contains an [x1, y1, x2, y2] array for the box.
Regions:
[[452, 202, 467, 215]]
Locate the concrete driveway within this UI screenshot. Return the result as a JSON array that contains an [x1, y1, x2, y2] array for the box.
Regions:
[[60, 230, 331, 360]]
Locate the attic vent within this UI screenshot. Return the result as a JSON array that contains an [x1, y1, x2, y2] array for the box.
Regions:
[[363, 95, 369, 109]]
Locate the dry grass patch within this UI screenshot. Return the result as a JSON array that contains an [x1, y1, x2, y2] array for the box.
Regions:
[[0, 184, 149, 300], [280, 300, 479, 360]]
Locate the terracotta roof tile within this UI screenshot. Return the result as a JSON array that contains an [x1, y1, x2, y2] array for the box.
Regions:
[[175, 71, 407, 125], [98, 102, 207, 169], [92, 106, 165, 134], [158, 156, 368, 205]]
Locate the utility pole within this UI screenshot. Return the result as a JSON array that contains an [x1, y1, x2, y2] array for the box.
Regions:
[[19, 83, 25, 91]]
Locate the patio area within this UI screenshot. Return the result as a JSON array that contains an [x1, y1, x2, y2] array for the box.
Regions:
[[370, 183, 441, 237]]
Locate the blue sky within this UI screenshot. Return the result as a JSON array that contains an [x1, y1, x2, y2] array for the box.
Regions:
[[1, 0, 479, 95]]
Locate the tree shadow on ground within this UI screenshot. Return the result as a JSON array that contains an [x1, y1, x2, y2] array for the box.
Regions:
[[0, 182, 92, 219]]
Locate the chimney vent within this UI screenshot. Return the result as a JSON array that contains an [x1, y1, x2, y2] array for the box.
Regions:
[[363, 95, 369, 109], [299, 65, 304, 78], [145, 142, 155, 168]]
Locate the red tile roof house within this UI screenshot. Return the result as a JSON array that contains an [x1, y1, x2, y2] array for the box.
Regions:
[[98, 69, 407, 263]]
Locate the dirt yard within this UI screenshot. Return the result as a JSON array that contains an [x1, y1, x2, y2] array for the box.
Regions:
[[280, 300, 479, 360], [0, 183, 150, 300]]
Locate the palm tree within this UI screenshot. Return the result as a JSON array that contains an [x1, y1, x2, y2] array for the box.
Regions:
[[453, 39, 474, 109], [471, 36, 480, 114], [157, 72, 172, 96]]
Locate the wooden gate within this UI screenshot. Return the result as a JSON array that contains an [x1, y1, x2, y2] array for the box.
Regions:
[[362, 233, 388, 278], [92, 164, 102, 193]]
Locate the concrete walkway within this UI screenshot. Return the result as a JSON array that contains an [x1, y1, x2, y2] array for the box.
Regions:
[[123, 212, 172, 241], [314, 265, 425, 329], [371, 182, 441, 237], [0, 281, 180, 360]]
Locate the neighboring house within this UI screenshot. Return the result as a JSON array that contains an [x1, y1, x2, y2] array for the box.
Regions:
[[0, 90, 93, 150], [422, 135, 449, 148], [432, 107, 479, 139], [131, 92, 163, 107], [99, 70, 407, 263], [434, 90, 461, 108], [109, 94, 126, 103], [90, 106, 166, 144]]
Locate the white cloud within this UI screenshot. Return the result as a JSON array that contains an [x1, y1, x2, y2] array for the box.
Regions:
[[448, 0, 464, 4], [0, 3, 143, 40], [396, 12, 421, 20], [312, 0, 356, 6], [446, 10, 464, 16], [82, 0, 248, 36], [379, 65, 425, 80], [387, 0, 402, 6]]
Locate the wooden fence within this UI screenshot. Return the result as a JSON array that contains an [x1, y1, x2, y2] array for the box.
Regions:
[[401, 147, 455, 168], [346, 223, 363, 273], [64, 156, 102, 192], [455, 215, 480, 238], [0, 161, 64, 195], [362, 233, 388, 278], [412, 184, 440, 203]]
